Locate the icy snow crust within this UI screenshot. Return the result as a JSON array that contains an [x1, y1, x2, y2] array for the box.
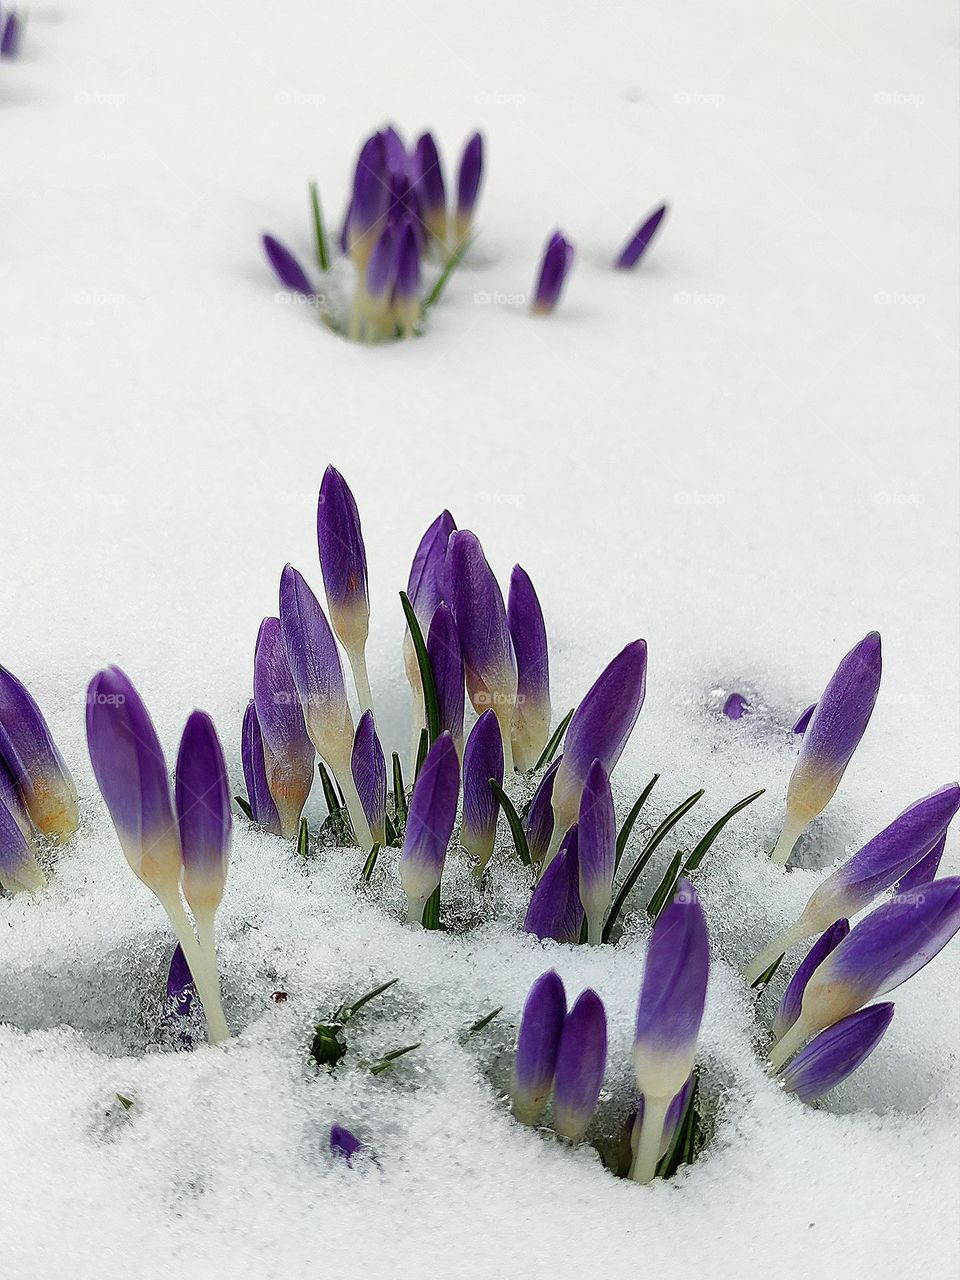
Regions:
[[2, 2, 958, 1277]]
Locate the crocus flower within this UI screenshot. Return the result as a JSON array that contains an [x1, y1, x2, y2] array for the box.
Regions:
[[399, 731, 460, 923], [896, 830, 946, 895], [523, 826, 583, 944], [552, 989, 608, 1142], [748, 784, 960, 983], [240, 700, 282, 834], [330, 1124, 363, 1165], [0, 797, 46, 893], [780, 1003, 895, 1103], [768, 876, 960, 1071], [722, 693, 749, 720], [317, 466, 374, 714], [167, 943, 195, 1017], [771, 919, 850, 1043], [578, 760, 616, 945], [524, 758, 560, 866], [175, 710, 231, 942], [346, 132, 390, 265], [426, 604, 465, 751], [512, 969, 567, 1125], [414, 131, 447, 250], [0, 752, 32, 841], [461, 710, 504, 875], [770, 632, 882, 865], [0, 665, 78, 841], [262, 234, 314, 295], [792, 703, 816, 734], [279, 565, 372, 851], [445, 530, 518, 773], [531, 231, 574, 315], [547, 640, 647, 864], [614, 204, 667, 270], [454, 131, 483, 243], [253, 617, 315, 839], [1, 10, 22, 58], [351, 711, 387, 846], [393, 220, 421, 338], [403, 510, 458, 745], [630, 879, 709, 1183], [508, 565, 551, 771]]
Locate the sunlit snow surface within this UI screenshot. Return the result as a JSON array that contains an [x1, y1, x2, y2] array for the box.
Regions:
[[2, 1, 958, 1277]]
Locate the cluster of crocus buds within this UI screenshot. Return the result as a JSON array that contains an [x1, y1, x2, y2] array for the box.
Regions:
[[0, 6, 22, 57], [0, 666, 79, 893], [86, 668, 232, 1044]]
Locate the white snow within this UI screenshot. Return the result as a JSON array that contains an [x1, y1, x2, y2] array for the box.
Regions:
[[2, 2, 958, 1277]]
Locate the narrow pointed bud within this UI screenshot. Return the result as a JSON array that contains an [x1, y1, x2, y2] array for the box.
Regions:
[[769, 878, 960, 1071], [780, 1004, 895, 1102], [426, 604, 465, 749], [404, 509, 457, 693], [508, 566, 551, 770], [511, 969, 567, 1125], [454, 131, 483, 243], [240, 701, 282, 835], [0, 665, 78, 841], [793, 703, 816, 734], [1, 11, 23, 57], [578, 761, 616, 944], [347, 133, 389, 264], [330, 1124, 363, 1164], [399, 732, 460, 922], [253, 617, 315, 839], [86, 667, 181, 896], [445, 530, 518, 773], [770, 632, 882, 865], [461, 710, 504, 874], [365, 221, 399, 327], [279, 566, 353, 770], [531, 231, 574, 315], [772, 919, 850, 1043], [414, 131, 447, 249], [317, 466, 374, 713], [175, 711, 231, 917], [896, 830, 947, 895], [262, 234, 314, 294], [0, 799, 46, 893], [552, 989, 608, 1142], [523, 826, 583, 943], [614, 204, 667, 269], [393, 220, 421, 337], [524, 759, 560, 865], [351, 711, 387, 846], [548, 640, 647, 862]]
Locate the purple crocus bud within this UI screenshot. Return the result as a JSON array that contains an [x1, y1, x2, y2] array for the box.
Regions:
[[461, 710, 504, 875], [240, 701, 282, 835], [393, 220, 421, 338], [630, 1074, 695, 1168], [772, 919, 850, 1043], [167, 943, 195, 1017], [1, 11, 22, 58], [380, 124, 409, 176], [508, 566, 551, 771], [366, 222, 399, 309], [511, 969, 567, 1125], [454, 131, 483, 243], [0, 798, 46, 893], [414, 131, 447, 249], [896, 830, 947, 895], [0, 748, 32, 841], [0, 665, 78, 841], [578, 760, 616, 945], [524, 759, 560, 866], [399, 731, 460, 923], [547, 640, 647, 864], [253, 618, 315, 839], [347, 133, 389, 263], [781, 1003, 895, 1102], [317, 466, 374, 713], [523, 826, 583, 944], [351, 711, 387, 846], [768, 877, 960, 1071], [404, 510, 458, 761], [175, 710, 231, 932], [426, 604, 465, 751], [771, 632, 882, 865], [630, 879, 709, 1182], [792, 703, 816, 734], [532, 231, 574, 316], [552, 989, 608, 1142], [614, 204, 667, 270], [262, 234, 314, 295], [445, 530, 518, 774], [330, 1124, 363, 1165], [722, 693, 749, 720], [748, 784, 960, 984]]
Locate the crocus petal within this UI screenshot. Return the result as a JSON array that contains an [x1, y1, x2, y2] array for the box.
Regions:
[[366, 223, 399, 303], [454, 131, 483, 241], [407, 510, 457, 627], [393, 220, 421, 336], [399, 732, 460, 919], [175, 710, 231, 916], [577, 760, 616, 943], [330, 1124, 363, 1164], [0, 665, 78, 841], [262, 234, 314, 294], [552, 989, 608, 1142], [317, 466, 370, 652], [772, 919, 850, 1042], [532, 231, 574, 315], [253, 617, 315, 839], [780, 1004, 895, 1102], [896, 830, 947, 895], [508, 565, 551, 770], [351, 711, 387, 846], [614, 204, 667, 269], [426, 604, 465, 749], [0, 798, 46, 893], [524, 759, 560, 866], [461, 710, 504, 873], [523, 826, 583, 944], [0, 752, 32, 840], [722, 693, 749, 720], [167, 943, 195, 1016], [86, 667, 181, 895], [240, 701, 282, 834], [793, 703, 816, 734], [512, 969, 567, 1125], [347, 133, 390, 253], [414, 131, 447, 246]]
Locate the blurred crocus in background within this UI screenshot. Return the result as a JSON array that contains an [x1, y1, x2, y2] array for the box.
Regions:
[[531, 231, 574, 316], [460, 710, 504, 876], [240, 701, 282, 835], [454, 131, 483, 244], [507, 566, 551, 770], [399, 731, 460, 923], [0, 7, 22, 57], [614, 204, 667, 270], [317, 466, 374, 714], [0, 665, 78, 842], [253, 618, 315, 839], [414, 131, 447, 251], [770, 632, 882, 865]]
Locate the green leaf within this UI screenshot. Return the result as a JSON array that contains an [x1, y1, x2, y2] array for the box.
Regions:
[[646, 850, 685, 920], [308, 180, 330, 271], [297, 818, 310, 858], [463, 1007, 502, 1038], [115, 1093, 134, 1111], [532, 707, 574, 772], [392, 753, 407, 824], [340, 977, 398, 1022], [422, 235, 474, 310], [310, 1022, 347, 1069], [615, 774, 659, 870], [370, 1042, 421, 1075], [602, 789, 704, 943], [317, 761, 343, 819], [414, 727, 429, 778], [234, 794, 253, 820], [361, 843, 381, 883], [751, 954, 785, 991], [682, 789, 765, 873], [421, 883, 441, 930], [384, 811, 398, 847], [489, 778, 531, 866], [399, 591, 441, 745], [657, 1071, 700, 1179]]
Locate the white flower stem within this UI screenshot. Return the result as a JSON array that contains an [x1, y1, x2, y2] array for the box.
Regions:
[[333, 761, 374, 853], [586, 914, 604, 946], [156, 889, 230, 1044], [768, 1017, 809, 1073], [769, 812, 807, 866], [346, 643, 375, 719], [629, 1094, 670, 1184], [744, 923, 803, 986]]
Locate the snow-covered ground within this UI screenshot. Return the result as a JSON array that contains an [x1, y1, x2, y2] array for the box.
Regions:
[[2, 3, 958, 1277]]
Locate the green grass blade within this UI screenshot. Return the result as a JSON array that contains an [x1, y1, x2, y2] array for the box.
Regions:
[[234, 794, 253, 820], [384, 811, 398, 846], [682, 789, 765, 873], [422, 883, 441, 930], [392, 753, 407, 824], [415, 727, 429, 778], [361, 843, 381, 883], [646, 850, 685, 919], [463, 1007, 502, 1039], [317, 761, 342, 818], [370, 1042, 421, 1075], [308, 180, 330, 271], [532, 707, 574, 771], [657, 1072, 700, 1179], [343, 976, 398, 1021], [489, 778, 531, 866], [399, 591, 441, 744], [297, 818, 310, 857], [422, 234, 475, 310], [751, 954, 784, 991], [615, 774, 659, 870]]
